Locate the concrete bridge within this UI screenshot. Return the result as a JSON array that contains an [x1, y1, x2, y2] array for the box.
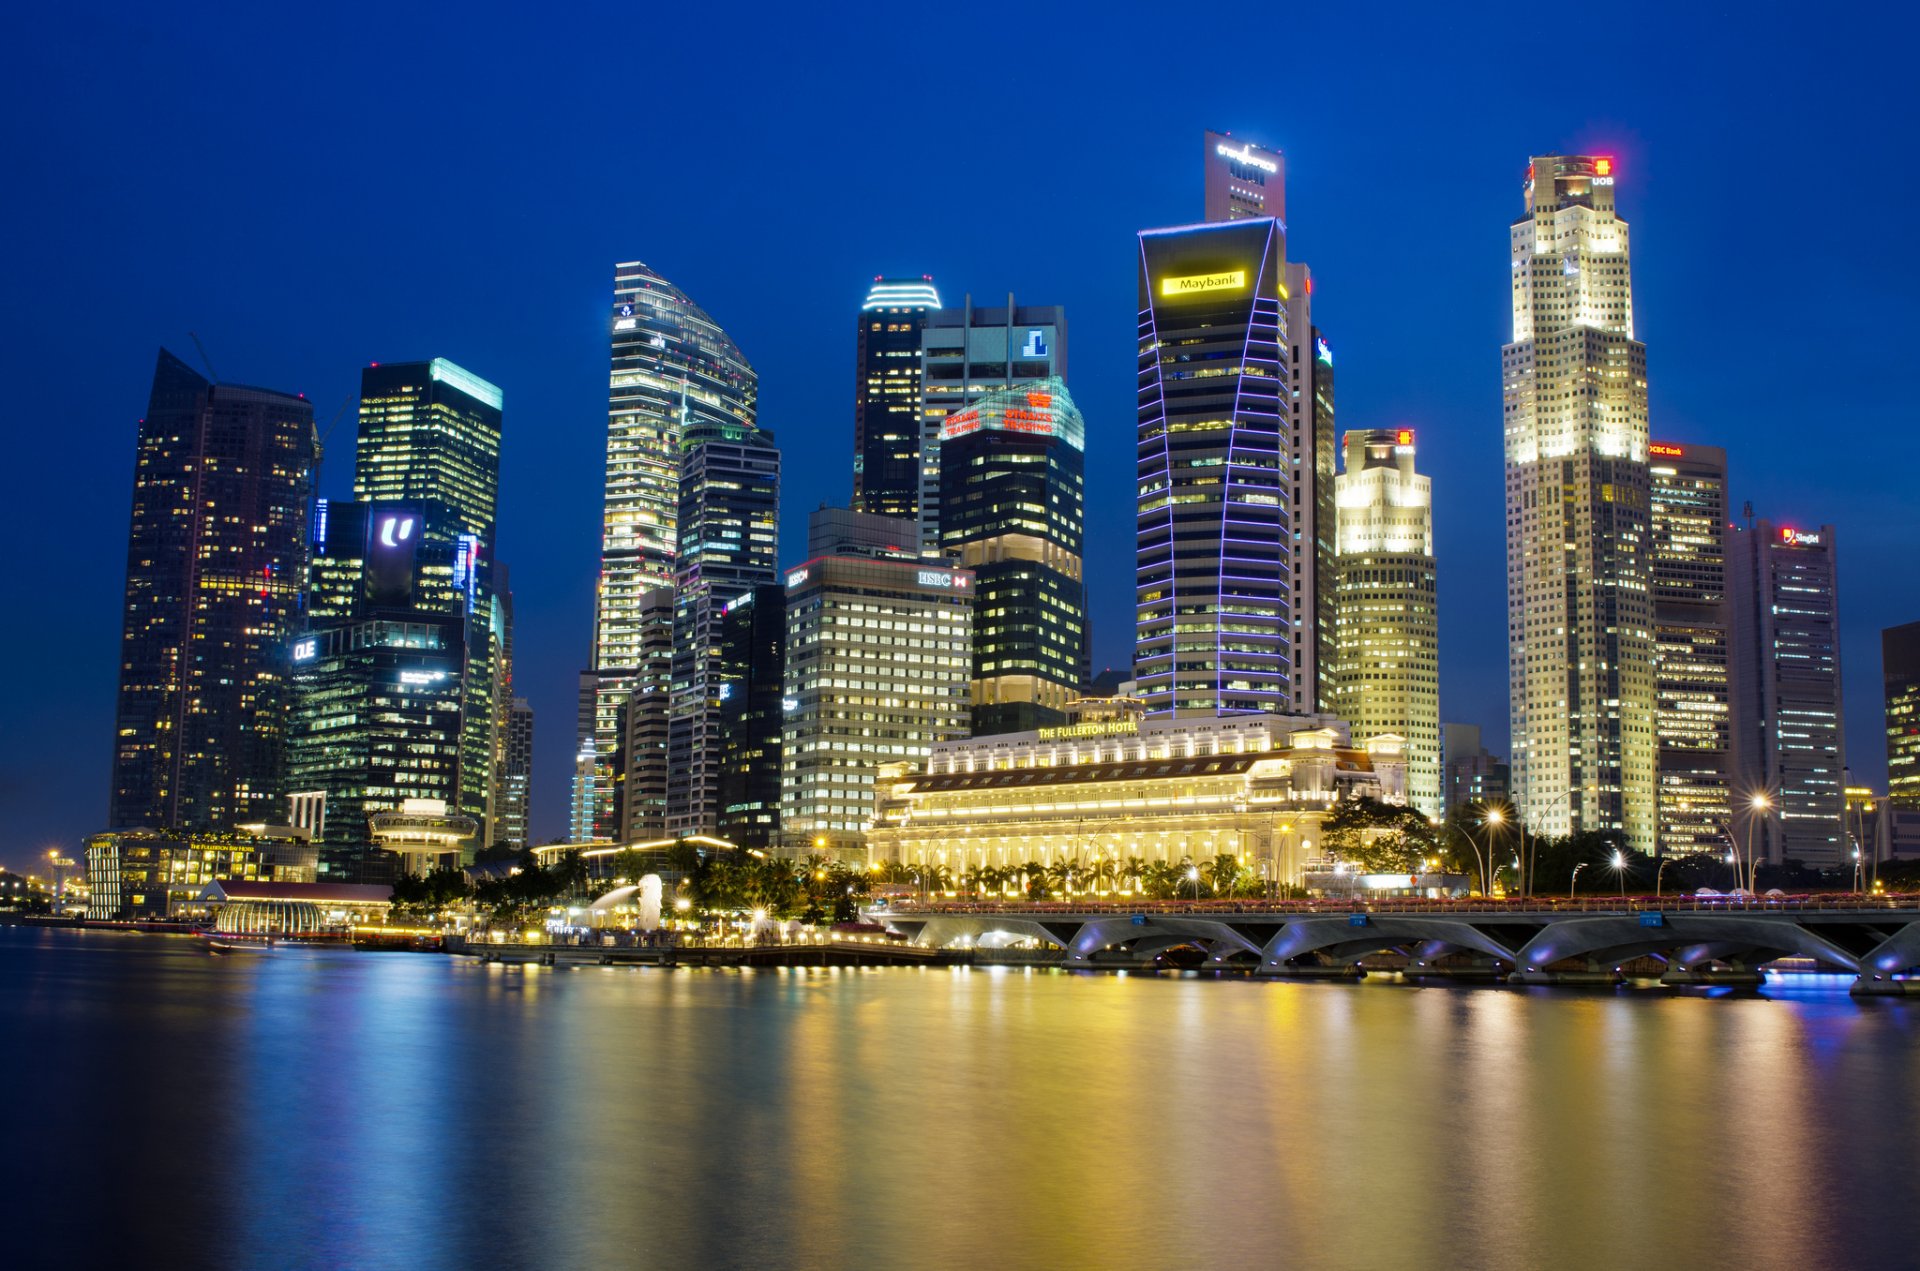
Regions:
[[871, 900, 1920, 996]]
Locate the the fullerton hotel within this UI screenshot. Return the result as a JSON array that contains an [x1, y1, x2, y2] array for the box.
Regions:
[[866, 698, 1409, 885]]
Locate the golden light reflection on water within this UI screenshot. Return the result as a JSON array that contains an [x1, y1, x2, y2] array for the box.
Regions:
[[6, 931, 1920, 1271]]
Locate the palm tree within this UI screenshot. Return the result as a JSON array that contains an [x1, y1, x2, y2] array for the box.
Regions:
[[1203, 853, 1241, 897], [1089, 857, 1117, 896], [1022, 860, 1050, 900], [1119, 857, 1146, 895]]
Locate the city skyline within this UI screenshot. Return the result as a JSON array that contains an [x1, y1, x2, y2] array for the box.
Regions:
[[4, 7, 1915, 860]]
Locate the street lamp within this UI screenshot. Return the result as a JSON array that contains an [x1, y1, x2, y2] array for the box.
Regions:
[[1744, 793, 1771, 896], [1569, 861, 1588, 900], [1655, 856, 1678, 898], [1610, 850, 1627, 899], [1187, 865, 1201, 903]]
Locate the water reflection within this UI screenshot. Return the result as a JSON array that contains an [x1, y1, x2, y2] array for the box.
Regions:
[[1, 930, 1915, 1270]]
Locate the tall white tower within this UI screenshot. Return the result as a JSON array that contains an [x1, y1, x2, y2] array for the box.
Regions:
[[1335, 428, 1440, 814], [1503, 155, 1655, 850]]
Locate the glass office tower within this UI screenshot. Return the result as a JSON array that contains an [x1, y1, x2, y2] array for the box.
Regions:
[[853, 277, 939, 521], [1133, 218, 1292, 716], [110, 350, 316, 831]]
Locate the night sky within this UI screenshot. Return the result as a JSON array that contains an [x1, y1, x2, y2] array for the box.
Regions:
[[3, 3, 1914, 865]]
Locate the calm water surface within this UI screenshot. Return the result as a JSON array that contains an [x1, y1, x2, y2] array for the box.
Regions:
[[3, 926, 1915, 1270]]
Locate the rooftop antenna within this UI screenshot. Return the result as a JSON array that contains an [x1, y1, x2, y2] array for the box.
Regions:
[[1742, 499, 1754, 532], [188, 331, 220, 383]]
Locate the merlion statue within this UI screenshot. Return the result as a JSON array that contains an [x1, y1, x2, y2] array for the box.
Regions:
[[638, 875, 663, 932]]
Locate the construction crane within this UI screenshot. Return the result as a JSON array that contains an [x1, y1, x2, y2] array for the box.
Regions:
[[188, 331, 220, 383]]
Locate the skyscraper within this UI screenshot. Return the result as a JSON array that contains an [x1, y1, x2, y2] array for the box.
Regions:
[[1134, 217, 1292, 716], [352, 359, 506, 843], [781, 509, 973, 856], [853, 277, 939, 521], [1333, 428, 1440, 814], [666, 419, 780, 836], [1503, 154, 1655, 849], [916, 296, 1065, 553], [1887, 621, 1920, 810], [495, 696, 533, 854], [1730, 521, 1845, 867], [716, 583, 787, 850], [581, 260, 757, 839], [612, 587, 675, 841], [110, 350, 316, 831], [938, 376, 1088, 734], [1649, 442, 1732, 855], [1202, 132, 1335, 715]]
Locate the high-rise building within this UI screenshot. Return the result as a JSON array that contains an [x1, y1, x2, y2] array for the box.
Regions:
[[1134, 217, 1292, 716], [1333, 428, 1440, 814], [1503, 154, 1655, 849], [611, 586, 675, 842], [1443, 723, 1511, 813], [580, 260, 757, 839], [1730, 520, 1845, 867], [1284, 266, 1337, 715], [1202, 130, 1284, 224], [353, 359, 503, 539], [716, 584, 787, 849], [1886, 622, 1920, 810], [781, 509, 973, 856], [938, 376, 1088, 734], [853, 277, 939, 521], [110, 350, 316, 831], [916, 296, 1065, 553], [1201, 133, 1335, 715], [1649, 442, 1732, 855], [352, 359, 506, 845], [494, 696, 533, 854], [666, 420, 780, 836]]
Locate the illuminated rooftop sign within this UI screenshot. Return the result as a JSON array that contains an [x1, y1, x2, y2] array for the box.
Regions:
[[936, 376, 1084, 450], [1160, 269, 1246, 297], [1780, 527, 1823, 547], [1649, 443, 1685, 458], [1395, 429, 1414, 447], [1316, 336, 1333, 366], [1214, 142, 1278, 174]]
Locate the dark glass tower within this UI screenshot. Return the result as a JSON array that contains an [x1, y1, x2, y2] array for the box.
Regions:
[[1133, 219, 1291, 715], [717, 584, 787, 849], [852, 278, 938, 522], [110, 350, 316, 831], [937, 377, 1087, 734], [666, 419, 780, 836], [1886, 622, 1920, 812]]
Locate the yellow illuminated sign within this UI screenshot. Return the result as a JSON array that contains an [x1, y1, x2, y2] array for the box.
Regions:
[[1160, 269, 1247, 297]]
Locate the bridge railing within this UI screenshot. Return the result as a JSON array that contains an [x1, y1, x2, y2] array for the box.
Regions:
[[879, 895, 1918, 918]]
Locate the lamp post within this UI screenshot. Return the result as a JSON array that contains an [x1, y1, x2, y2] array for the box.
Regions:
[[1744, 793, 1771, 896], [1655, 856, 1678, 898], [1187, 865, 1201, 904], [1482, 807, 1507, 897], [1569, 862, 1588, 900], [1610, 850, 1627, 899]]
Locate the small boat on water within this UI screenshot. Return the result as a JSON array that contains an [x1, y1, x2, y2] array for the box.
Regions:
[[207, 935, 276, 954]]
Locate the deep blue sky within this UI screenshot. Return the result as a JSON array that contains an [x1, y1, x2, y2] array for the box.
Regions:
[[3, 2, 1915, 865]]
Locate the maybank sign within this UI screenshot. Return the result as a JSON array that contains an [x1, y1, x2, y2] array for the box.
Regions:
[[1160, 269, 1246, 297]]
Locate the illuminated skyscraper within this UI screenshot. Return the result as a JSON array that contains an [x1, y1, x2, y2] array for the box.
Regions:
[[666, 420, 780, 836], [1649, 442, 1732, 854], [1730, 520, 1845, 867], [1200, 131, 1335, 714], [494, 696, 533, 854], [938, 376, 1087, 733], [110, 350, 316, 830], [915, 296, 1065, 553], [1134, 216, 1292, 715], [579, 260, 757, 839], [1334, 428, 1439, 814], [1503, 154, 1655, 849], [716, 584, 787, 849], [853, 277, 938, 521], [354, 359, 503, 539], [1887, 621, 1920, 810]]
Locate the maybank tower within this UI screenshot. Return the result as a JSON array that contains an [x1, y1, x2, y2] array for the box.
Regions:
[[1133, 214, 1292, 716]]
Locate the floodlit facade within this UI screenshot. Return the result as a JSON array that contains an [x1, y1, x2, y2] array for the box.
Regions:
[[85, 827, 316, 921], [1649, 442, 1732, 854], [667, 419, 780, 836], [868, 709, 1407, 882], [938, 376, 1088, 733], [369, 798, 478, 877], [781, 511, 973, 855], [1502, 154, 1655, 849], [110, 350, 316, 832], [580, 260, 757, 839], [916, 295, 1065, 553], [853, 277, 939, 521], [1333, 428, 1439, 815], [1730, 521, 1845, 867], [1134, 217, 1292, 716]]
